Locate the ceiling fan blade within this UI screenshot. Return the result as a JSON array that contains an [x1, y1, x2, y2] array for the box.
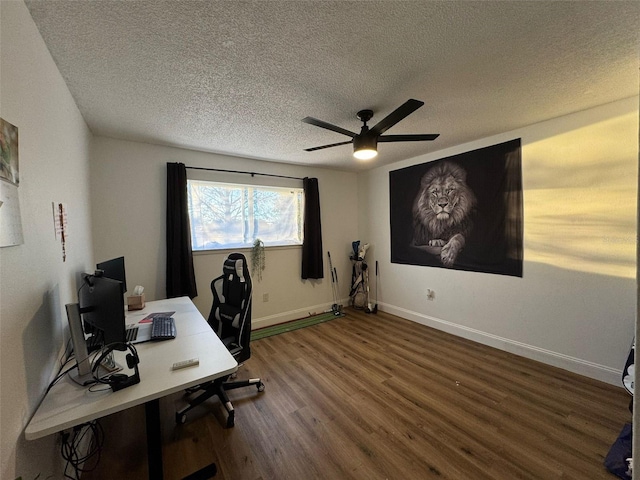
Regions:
[[302, 117, 356, 138], [378, 134, 439, 142], [369, 99, 425, 137], [304, 140, 353, 152]]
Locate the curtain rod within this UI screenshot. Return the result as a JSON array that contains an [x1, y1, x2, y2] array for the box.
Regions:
[[185, 166, 304, 181]]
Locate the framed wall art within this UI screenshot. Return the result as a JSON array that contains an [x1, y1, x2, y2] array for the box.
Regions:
[[0, 118, 23, 247]]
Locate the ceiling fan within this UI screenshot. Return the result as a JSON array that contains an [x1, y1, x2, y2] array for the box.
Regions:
[[302, 99, 439, 160]]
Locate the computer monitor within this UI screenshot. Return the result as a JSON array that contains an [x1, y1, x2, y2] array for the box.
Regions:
[[96, 256, 127, 293], [78, 274, 127, 351]]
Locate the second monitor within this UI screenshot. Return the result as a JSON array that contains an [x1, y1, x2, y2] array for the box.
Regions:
[[96, 256, 127, 293]]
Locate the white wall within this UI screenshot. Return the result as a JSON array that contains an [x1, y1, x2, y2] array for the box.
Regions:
[[359, 97, 639, 385], [90, 137, 359, 327], [0, 2, 94, 479]]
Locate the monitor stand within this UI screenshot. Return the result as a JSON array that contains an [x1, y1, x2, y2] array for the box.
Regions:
[[66, 303, 91, 377], [66, 303, 124, 384]]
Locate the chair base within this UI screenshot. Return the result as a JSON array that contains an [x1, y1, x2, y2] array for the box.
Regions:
[[176, 376, 264, 428]]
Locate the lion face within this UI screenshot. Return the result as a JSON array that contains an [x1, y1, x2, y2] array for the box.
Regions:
[[427, 175, 463, 221]]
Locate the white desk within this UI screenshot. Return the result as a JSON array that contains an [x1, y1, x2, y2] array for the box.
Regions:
[[25, 296, 238, 479]]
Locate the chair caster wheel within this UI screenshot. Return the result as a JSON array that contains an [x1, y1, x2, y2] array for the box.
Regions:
[[257, 382, 265, 392], [176, 412, 187, 425]]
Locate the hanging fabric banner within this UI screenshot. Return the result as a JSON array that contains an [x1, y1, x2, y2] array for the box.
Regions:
[[390, 138, 523, 277]]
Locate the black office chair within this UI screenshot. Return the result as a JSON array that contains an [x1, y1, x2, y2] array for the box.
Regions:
[[176, 252, 264, 428]]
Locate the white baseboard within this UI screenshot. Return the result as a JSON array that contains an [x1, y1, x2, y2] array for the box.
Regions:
[[380, 303, 624, 387]]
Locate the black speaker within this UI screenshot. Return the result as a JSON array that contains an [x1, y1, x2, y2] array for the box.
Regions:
[[92, 342, 140, 392]]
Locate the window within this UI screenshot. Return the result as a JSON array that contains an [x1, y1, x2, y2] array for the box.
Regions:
[[187, 179, 304, 251]]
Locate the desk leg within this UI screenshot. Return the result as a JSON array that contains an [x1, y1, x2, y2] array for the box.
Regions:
[[145, 399, 164, 480]]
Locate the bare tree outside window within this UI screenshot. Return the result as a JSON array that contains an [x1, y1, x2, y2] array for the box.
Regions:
[[188, 180, 304, 250]]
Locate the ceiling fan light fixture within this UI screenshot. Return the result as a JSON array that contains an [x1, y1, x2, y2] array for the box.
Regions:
[[353, 148, 378, 160], [353, 135, 377, 160]]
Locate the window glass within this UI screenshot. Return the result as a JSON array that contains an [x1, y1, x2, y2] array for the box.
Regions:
[[187, 179, 304, 250]]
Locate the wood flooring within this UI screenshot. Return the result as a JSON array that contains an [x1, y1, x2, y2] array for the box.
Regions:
[[82, 308, 631, 479]]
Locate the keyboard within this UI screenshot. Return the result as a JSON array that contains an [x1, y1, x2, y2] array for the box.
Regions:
[[151, 316, 176, 340], [125, 327, 139, 342]]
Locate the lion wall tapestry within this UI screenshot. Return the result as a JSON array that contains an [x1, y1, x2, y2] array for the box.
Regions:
[[390, 138, 523, 277]]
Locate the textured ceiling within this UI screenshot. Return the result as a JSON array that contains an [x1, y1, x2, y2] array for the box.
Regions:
[[24, 1, 640, 171]]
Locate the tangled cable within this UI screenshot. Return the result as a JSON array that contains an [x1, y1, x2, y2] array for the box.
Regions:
[[60, 421, 104, 479]]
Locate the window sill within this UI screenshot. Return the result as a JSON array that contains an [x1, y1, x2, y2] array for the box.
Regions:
[[192, 244, 302, 256]]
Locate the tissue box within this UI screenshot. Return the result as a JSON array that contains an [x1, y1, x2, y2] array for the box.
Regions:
[[127, 294, 145, 311]]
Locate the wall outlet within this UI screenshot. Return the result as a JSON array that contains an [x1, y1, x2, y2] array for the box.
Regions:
[[426, 289, 435, 301], [263, 293, 269, 302]]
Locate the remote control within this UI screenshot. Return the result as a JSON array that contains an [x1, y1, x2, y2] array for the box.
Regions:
[[172, 358, 199, 370]]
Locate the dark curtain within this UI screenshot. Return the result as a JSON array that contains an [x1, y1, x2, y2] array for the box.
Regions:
[[166, 162, 198, 298], [301, 177, 324, 279]]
